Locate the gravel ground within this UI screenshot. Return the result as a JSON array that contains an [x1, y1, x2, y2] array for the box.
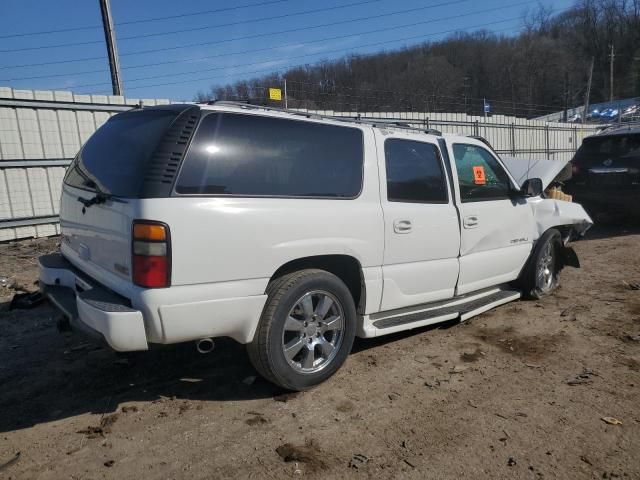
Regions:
[[0, 225, 639, 479]]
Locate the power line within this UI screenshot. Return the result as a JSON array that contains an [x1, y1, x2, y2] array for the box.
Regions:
[[1, 0, 477, 82], [118, 0, 385, 42], [286, 80, 572, 111], [71, 22, 525, 93], [0, 0, 468, 70], [0, 0, 470, 70], [53, 0, 540, 91], [0, 0, 289, 39], [0, 0, 387, 53]]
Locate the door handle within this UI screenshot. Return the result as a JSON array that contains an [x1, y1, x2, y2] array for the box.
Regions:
[[393, 219, 413, 234], [463, 215, 479, 229]]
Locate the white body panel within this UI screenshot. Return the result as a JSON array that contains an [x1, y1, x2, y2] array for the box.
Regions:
[[374, 129, 460, 311], [443, 138, 535, 295], [40, 104, 593, 351], [455, 198, 534, 294]]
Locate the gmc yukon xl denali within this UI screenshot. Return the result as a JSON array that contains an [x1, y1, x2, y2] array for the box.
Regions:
[[39, 102, 592, 390]]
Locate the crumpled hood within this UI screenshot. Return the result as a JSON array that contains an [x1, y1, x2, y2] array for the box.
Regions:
[[501, 156, 570, 190]]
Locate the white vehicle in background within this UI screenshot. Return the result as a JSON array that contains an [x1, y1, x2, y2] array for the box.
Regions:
[[39, 102, 592, 391]]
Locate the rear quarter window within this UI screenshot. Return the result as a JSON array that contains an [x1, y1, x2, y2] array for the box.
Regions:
[[175, 113, 364, 197]]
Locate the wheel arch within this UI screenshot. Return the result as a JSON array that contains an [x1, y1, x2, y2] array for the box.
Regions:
[[268, 255, 366, 314]]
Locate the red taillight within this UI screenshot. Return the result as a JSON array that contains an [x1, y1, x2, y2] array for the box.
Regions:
[[571, 163, 580, 176], [132, 221, 170, 288], [133, 255, 169, 288]]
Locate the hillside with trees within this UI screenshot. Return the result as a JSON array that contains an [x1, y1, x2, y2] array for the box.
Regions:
[[197, 0, 640, 118]]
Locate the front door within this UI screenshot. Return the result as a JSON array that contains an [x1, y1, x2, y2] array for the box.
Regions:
[[446, 140, 534, 295], [378, 132, 460, 311]]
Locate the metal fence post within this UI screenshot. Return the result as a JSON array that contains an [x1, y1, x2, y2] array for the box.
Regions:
[[545, 125, 550, 158], [510, 123, 516, 156]]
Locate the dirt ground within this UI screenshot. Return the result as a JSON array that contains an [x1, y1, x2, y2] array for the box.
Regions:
[[0, 225, 639, 480]]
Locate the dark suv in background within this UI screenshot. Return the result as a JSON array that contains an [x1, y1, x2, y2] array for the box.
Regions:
[[566, 124, 640, 217]]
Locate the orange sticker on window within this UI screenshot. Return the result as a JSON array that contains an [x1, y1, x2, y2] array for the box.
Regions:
[[473, 166, 486, 185]]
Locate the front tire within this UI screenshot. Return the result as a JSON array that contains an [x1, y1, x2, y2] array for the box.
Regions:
[[247, 269, 357, 391], [520, 228, 562, 299]]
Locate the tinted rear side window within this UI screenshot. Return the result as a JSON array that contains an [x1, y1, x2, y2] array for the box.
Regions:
[[64, 109, 178, 196], [175, 113, 363, 197], [384, 139, 448, 203]]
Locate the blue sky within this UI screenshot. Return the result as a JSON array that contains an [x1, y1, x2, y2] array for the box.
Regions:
[[0, 0, 574, 101]]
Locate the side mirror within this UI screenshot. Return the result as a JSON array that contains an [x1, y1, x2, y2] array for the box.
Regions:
[[521, 178, 543, 197]]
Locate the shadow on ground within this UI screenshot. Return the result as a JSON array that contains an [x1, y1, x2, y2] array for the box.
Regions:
[[0, 299, 462, 434]]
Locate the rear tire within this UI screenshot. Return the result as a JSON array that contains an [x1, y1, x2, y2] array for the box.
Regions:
[[519, 229, 562, 299], [247, 269, 357, 391]]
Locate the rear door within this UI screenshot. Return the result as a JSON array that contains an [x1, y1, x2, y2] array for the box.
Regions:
[[445, 140, 534, 295], [377, 131, 460, 312]]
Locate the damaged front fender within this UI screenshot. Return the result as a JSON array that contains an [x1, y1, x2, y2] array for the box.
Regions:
[[530, 198, 593, 242]]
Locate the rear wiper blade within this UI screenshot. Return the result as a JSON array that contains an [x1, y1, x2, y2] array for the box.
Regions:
[[77, 191, 111, 208]]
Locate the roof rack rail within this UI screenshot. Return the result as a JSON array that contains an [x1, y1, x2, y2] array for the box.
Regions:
[[204, 100, 443, 136]]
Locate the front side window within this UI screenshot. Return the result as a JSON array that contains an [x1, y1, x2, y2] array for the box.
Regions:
[[452, 144, 512, 202], [384, 139, 448, 203], [175, 113, 364, 197]]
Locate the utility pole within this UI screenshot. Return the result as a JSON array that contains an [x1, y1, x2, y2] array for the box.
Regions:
[[99, 0, 123, 96], [563, 71, 569, 123], [463, 76, 470, 115], [608, 44, 615, 103], [582, 57, 594, 124]]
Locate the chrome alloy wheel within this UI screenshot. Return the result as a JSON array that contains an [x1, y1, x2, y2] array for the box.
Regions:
[[281, 290, 345, 374], [536, 240, 556, 292]]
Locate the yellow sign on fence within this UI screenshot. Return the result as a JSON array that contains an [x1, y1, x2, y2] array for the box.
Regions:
[[268, 88, 282, 101]]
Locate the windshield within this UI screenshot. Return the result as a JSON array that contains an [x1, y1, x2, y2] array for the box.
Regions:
[[64, 109, 178, 197]]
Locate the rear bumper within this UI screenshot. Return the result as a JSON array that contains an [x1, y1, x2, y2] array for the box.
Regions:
[[38, 253, 148, 352], [39, 252, 269, 349]]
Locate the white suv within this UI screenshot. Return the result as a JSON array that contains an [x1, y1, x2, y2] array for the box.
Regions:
[[39, 102, 592, 390]]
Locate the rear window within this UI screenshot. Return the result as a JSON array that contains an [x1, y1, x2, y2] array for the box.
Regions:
[[575, 134, 640, 163], [175, 113, 364, 197], [64, 109, 178, 196]]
